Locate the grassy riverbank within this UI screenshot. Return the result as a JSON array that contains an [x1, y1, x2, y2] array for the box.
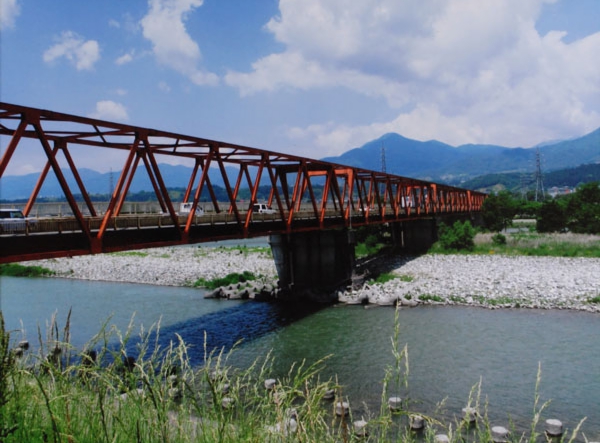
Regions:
[[429, 231, 600, 258], [0, 311, 587, 443]]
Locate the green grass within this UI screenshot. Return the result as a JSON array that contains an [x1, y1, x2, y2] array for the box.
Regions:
[[0, 310, 587, 443], [111, 251, 150, 257], [0, 263, 55, 277], [368, 273, 413, 285], [430, 232, 600, 257], [355, 241, 386, 258], [193, 271, 259, 289]]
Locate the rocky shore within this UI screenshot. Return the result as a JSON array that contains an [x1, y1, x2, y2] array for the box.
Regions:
[[27, 246, 600, 313]]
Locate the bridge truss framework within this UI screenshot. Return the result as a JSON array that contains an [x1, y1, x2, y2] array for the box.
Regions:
[[0, 102, 486, 263]]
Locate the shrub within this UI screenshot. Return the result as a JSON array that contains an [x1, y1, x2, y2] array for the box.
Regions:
[[0, 264, 54, 277], [481, 191, 518, 232], [437, 220, 476, 251], [492, 233, 507, 245], [536, 199, 567, 233], [193, 271, 258, 289]]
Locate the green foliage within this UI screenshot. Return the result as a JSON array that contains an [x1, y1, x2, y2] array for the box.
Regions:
[[481, 191, 518, 232], [437, 220, 476, 251], [111, 251, 149, 257], [516, 200, 542, 218], [0, 313, 17, 439], [193, 271, 257, 289], [491, 233, 506, 245], [355, 225, 388, 257], [536, 199, 567, 233], [0, 264, 54, 277], [472, 232, 600, 257], [418, 294, 443, 302], [368, 272, 408, 285], [566, 181, 600, 234]]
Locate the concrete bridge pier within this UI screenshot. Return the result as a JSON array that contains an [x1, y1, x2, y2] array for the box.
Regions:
[[269, 229, 356, 302], [391, 219, 438, 253]]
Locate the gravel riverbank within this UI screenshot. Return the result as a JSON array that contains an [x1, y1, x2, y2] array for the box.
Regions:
[[27, 246, 600, 312]]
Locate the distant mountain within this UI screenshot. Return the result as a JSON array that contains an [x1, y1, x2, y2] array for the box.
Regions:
[[323, 127, 600, 183], [0, 164, 239, 201], [1, 127, 599, 201], [461, 163, 600, 192]]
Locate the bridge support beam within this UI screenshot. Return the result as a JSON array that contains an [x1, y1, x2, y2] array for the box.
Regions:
[[269, 229, 356, 302]]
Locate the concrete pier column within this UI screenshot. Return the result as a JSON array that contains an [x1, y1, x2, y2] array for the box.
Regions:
[[269, 229, 355, 301], [390, 219, 438, 253]]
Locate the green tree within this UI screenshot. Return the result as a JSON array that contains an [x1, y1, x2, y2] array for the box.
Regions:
[[536, 199, 567, 233], [567, 182, 600, 234], [437, 220, 475, 251], [481, 191, 517, 232]]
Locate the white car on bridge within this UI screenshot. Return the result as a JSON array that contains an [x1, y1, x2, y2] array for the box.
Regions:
[[0, 208, 37, 234]]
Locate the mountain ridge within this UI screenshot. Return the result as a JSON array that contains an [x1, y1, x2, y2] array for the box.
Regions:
[[1, 127, 598, 200]]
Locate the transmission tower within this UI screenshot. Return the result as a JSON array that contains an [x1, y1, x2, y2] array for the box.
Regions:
[[378, 143, 387, 199], [534, 147, 545, 201]]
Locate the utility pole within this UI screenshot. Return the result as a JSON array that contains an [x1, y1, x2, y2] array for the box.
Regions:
[[380, 143, 387, 198], [534, 147, 545, 202]]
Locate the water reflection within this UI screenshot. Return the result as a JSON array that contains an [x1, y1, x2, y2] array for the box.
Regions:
[[139, 301, 323, 363]]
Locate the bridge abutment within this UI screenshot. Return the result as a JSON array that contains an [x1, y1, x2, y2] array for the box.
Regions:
[[269, 229, 356, 302]]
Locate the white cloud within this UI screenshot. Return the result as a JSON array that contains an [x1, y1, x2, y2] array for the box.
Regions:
[[228, 0, 600, 151], [115, 51, 134, 65], [0, 0, 20, 29], [89, 101, 129, 121], [43, 31, 100, 71], [158, 81, 171, 92], [140, 0, 218, 86]]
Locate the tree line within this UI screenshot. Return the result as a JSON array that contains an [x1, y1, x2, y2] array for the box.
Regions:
[[482, 181, 600, 234]]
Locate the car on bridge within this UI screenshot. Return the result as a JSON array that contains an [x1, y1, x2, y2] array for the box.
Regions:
[[252, 203, 276, 214], [0, 208, 37, 234]]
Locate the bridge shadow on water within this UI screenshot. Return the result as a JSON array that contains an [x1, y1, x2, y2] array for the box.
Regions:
[[124, 301, 324, 366]]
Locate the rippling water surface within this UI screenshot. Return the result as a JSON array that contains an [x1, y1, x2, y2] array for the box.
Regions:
[[1, 275, 599, 437]]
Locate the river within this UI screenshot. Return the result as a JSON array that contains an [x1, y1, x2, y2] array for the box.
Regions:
[[1, 274, 599, 438]]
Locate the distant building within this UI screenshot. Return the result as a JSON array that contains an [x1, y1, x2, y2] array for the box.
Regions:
[[548, 186, 573, 198]]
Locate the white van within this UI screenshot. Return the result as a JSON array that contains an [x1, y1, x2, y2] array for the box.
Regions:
[[179, 202, 204, 216]]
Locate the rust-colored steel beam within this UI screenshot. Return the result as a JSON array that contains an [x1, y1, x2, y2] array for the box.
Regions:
[[0, 102, 487, 263]]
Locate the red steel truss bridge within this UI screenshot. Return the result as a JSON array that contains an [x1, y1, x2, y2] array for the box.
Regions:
[[0, 102, 486, 263]]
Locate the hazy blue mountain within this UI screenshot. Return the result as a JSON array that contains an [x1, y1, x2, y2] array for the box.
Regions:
[[1, 127, 598, 200], [0, 164, 239, 201], [323, 127, 600, 182]]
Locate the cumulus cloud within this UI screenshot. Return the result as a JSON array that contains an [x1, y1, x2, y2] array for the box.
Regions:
[[89, 101, 129, 121], [140, 0, 218, 86], [43, 31, 100, 70], [227, 0, 600, 151], [0, 0, 20, 29]]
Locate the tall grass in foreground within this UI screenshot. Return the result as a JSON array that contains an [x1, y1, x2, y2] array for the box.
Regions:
[[0, 309, 588, 442]]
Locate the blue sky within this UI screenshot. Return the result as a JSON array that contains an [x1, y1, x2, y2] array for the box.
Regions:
[[1, 0, 599, 174]]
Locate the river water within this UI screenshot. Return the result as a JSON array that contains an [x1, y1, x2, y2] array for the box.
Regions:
[[1, 273, 599, 438]]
